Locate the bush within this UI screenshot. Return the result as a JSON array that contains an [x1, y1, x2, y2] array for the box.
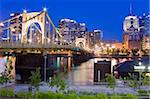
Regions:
[[17, 91, 25, 98], [110, 94, 121, 99], [29, 68, 41, 91], [126, 93, 139, 99], [0, 88, 7, 97], [7, 89, 15, 97], [67, 90, 77, 94], [79, 95, 97, 99], [47, 91, 57, 99], [25, 91, 33, 99], [49, 73, 67, 92], [105, 74, 116, 89], [96, 93, 108, 99], [138, 90, 149, 96], [67, 93, 80, 99]]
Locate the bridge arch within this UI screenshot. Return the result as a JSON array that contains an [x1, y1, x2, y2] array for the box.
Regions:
[[21, 12, 46, 44], [26, 22, 42, 44], [75, 38, 86, 48]]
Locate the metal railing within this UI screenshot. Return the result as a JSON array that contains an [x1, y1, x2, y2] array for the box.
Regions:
[[0, 42, 83, 51]]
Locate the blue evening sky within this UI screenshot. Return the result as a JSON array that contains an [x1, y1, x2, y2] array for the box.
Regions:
[[0, 0, 149, 41]]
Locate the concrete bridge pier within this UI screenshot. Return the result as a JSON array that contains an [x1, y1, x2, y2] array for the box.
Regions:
[[67, 50, 72, 72]]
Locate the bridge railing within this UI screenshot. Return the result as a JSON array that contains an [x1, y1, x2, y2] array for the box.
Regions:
[[0, 42, 83, 50]]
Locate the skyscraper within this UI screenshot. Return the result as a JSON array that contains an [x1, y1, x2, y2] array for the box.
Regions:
[[123, 4, 141, 50], [58, 18, 87, 44]]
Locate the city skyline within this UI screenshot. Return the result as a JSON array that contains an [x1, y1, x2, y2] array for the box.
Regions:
[[0, 0, 149, 41]]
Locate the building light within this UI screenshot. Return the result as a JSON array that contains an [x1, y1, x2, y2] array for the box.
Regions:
[[134, 66, 150, 71], [139, 62, 142, 66]]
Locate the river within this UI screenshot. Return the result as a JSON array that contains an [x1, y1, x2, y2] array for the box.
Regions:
[[67, 58, 128, 86]]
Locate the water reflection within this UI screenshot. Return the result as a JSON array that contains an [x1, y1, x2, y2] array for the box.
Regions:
[[67, 58, 129, 86], [68, 59, 94, 85]]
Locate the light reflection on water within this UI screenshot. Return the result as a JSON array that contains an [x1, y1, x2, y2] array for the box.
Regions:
[[67, 58, 99, 86], [67, 58, 128, 86]]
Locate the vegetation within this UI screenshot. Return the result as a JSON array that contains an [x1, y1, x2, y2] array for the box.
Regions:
[[7, 89, 15, 97], [25, 91, 33, 99], [138, 90, 150, 96], [128, 79, 139, 90], [0, 88, 7, 97], [0, 88, 143, 99], [29, 68, 41, 91], [105, 74, 116, 89], [16, 91, 25, 98], [49, 73, 67, 92], [0, 57, 13, 85], [142, 74, 150, 86]]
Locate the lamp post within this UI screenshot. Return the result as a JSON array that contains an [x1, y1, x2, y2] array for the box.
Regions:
[[44, 54, 47, 82], [139, 61, 142, 86]]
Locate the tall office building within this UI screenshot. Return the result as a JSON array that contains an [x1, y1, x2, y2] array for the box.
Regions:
[[86, 29, 103, 48], [139, 13, 150, 36], [139, 13, 150, 50], [58, 18, 87, 44], [123, 5, 141, 49]]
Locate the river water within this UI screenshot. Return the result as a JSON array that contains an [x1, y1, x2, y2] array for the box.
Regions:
[[0, 55, 128, 85], [67, 58, 128, 86]]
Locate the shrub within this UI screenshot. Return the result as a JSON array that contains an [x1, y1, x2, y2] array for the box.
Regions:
[[79, 95, 97, 99], [126, 93, 139, 99], [96, 93, 108, 99], [67, 90, 77, 94], [49, 73, 67, 92], [110, 94, 121, 99], [47, 91, 57, 99], [17, 91, 25, 98], [128, 79, 139, 90], [7, 89, 15, 97], [0, 88, 7, 97], [142, 75, 150, 86], [105, 74, 116, 89], [25, 91, 33, 99], [55, 93, 66, 99], [67, 93, 80, 99], [29, 68, 41, 91]]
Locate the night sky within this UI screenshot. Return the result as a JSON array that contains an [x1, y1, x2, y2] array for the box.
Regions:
[[0, 0, 149, 41]]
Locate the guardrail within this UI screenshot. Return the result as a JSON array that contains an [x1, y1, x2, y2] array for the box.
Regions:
[[0, 42, 75, 49], [0, 42, 89, 53]]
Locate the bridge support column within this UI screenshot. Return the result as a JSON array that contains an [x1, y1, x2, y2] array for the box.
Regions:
[[67, 50, 72, 72], [43, 51, 47, 82]]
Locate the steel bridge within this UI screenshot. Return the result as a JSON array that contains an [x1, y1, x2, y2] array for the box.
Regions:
[[0, 10, 90, 53]]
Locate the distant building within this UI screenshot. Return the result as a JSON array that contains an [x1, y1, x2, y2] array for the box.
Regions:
[[58, 18, 87, 44], [139, 13, 150, 36], [123, 5, 139, 34], [86, 29, 103, 49], [142, 36, 150, 50], [122, 5, 149, 50]]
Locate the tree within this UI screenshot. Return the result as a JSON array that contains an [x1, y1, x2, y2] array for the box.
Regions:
[[29, 68, 41, 91], [0, 57, 13, 85], [105, 74, 116, 89], [49, 73, 67, 93], [128, 79, 139, 90], [142, 74, 150, 86]]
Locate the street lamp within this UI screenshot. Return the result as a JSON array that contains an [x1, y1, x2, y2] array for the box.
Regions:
[[139, 61, 142, 66], [44, 55, 47, 82]]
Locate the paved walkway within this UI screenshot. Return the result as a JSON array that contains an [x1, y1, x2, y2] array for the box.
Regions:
[[0, 81, 149, 95]]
